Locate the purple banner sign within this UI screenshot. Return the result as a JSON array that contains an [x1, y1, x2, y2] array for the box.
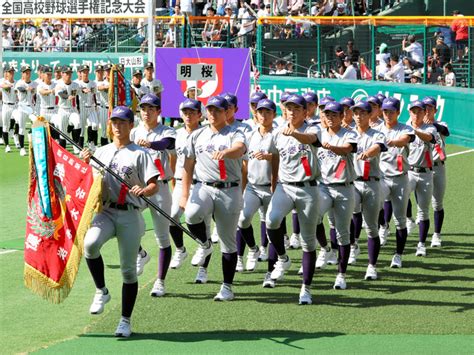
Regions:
[[155, 48, 250, 119]]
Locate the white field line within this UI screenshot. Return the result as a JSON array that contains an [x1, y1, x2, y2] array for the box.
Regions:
[[0, 249, 18, 255], [447, 149, 474, 158]]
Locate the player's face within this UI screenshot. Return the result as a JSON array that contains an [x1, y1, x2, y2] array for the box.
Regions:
[[62, 72, 72, 83], [132, 75, 142, 85], [424, 105, 436, 121], [225, 104, 237, 120], [44, 72, 52, 83], [369, 103, 380, 117], [324, 111, 343, 129], [181, 108, 201, 127], [285, 103, 306, 127], [343, 105, 352, 119], [306, 102, 316, 117], [256, 108, 275, 128], [110, 119, 133, 139], [140, 104, 160, 125], [54, 71, 61, 79], [95, 70, 104, 80], [382, 109, 399, 124], [22, 70, 31, 81], [81, 69, 89, 80], [409, 107, 425, 123], [207, 106, 227, 126], [250, 103, 258, 117], [145, 68, 153, 77], [5, 70, 14, 81], [353, 108, 370, 126]]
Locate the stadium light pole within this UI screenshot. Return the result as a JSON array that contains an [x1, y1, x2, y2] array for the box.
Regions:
[[148, 0, 156, 65]]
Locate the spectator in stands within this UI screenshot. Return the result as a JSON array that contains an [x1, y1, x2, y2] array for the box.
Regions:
[[347, 40, 360, 62], [353, 0, 367, 15], [335, 46, 346, 75], [442, 63, 456, 87], [333, 3, 350, 16], [402, 34, 423, 69], [434, 27, 453, 49], [320, 0, 335, 15], [289, 0, 305, 14], [432, 35, 451, 68], [451, 10, 469, 62], [274, 60, 288, 75], [33, 29, 46, 52], [273, 0, 289, 16], [194, 0, 207, 16], [180, 0, 193, 16], [410, 71, 422, 84], [286, 62, 294, 75], [216, 0, 227, 15], [237, 1, 256, 47], [376, 42, 390, 79], [384, 54, 404, 83], [2, 29, 13, 50], [331, 56, 358, 80], [201, 7, 221, 46], [11, 20, 23, 51], [19, 19, 36, 51], [47, 30, 66, 52], [52, 20, 66, 40], [221, 5, 238, 36]]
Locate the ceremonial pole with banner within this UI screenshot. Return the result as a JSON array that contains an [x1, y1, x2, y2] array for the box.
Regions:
[[24, 118, 102, 303]]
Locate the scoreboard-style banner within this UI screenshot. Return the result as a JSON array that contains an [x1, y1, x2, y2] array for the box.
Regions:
[[1, 0, 148, 18]]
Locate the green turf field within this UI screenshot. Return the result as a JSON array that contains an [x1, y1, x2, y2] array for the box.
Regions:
[[1, 144, 473, 354]]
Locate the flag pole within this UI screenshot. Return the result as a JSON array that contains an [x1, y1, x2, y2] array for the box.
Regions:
[[48, 123, 203, 246]]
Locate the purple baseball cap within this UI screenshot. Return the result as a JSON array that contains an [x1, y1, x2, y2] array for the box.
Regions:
[[323, 101, 343, 113], [303, 92, 318, 104], [422, 96, 437, 107], [110, 106, 134, 122], [206, 95, 229, 110], [350, 101, 372, 112], [366, 95, 382, 106], [223, 92, 238, 107], [280, 91, 293, 103], [283, 94, 307, 109], [376, 93, 387, 103], [381, 97, 401, 111], [180, 98, 201, 111], [257, 99, 277, 111], [409, 100, 426, 110], [319, 95, 335, 107], [139, 93, 161, 108], [250, 91, 268, 104], [339, 97, 355, 107]]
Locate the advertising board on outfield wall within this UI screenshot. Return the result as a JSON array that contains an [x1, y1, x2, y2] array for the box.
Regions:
[[258, 76, 474, 148], [0, 0, 147, 18]]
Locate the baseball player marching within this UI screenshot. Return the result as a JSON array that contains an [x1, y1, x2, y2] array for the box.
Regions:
[[37, 66, 57, 123], [1, 65, 18, 153], [406, 100, 439, 257], [131, 94, 177, 297], [94, 64, 110, 147], [237, 99, 278, 273], [180, 95, 247, 301], [81, 106, 159, 338], [75, 64, 99, 150], [265, 94, 320, 305], [378, 97, 415, 268], [316, 101, 357, 290], [14, 64, 38, 156], [350, 101, 387, 279], [53, 65, 81, 149], [422, 96, 449, 247]]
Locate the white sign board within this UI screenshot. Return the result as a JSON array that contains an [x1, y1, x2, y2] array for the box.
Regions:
[[177, 64, 217, 81], [119, 56, 144, 68]]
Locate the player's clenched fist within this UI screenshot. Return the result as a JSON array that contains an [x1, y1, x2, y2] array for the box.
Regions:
[[281, 126, 295, 136], [212, 150, 227, 160], [136, 138, 151, 148], [80, 148, 92, 163]]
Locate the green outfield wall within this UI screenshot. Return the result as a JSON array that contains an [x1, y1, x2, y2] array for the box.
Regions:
[[258, 76, 474, 148]]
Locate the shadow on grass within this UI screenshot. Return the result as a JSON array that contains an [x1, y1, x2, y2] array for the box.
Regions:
[[79, 330, 345, 347]]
